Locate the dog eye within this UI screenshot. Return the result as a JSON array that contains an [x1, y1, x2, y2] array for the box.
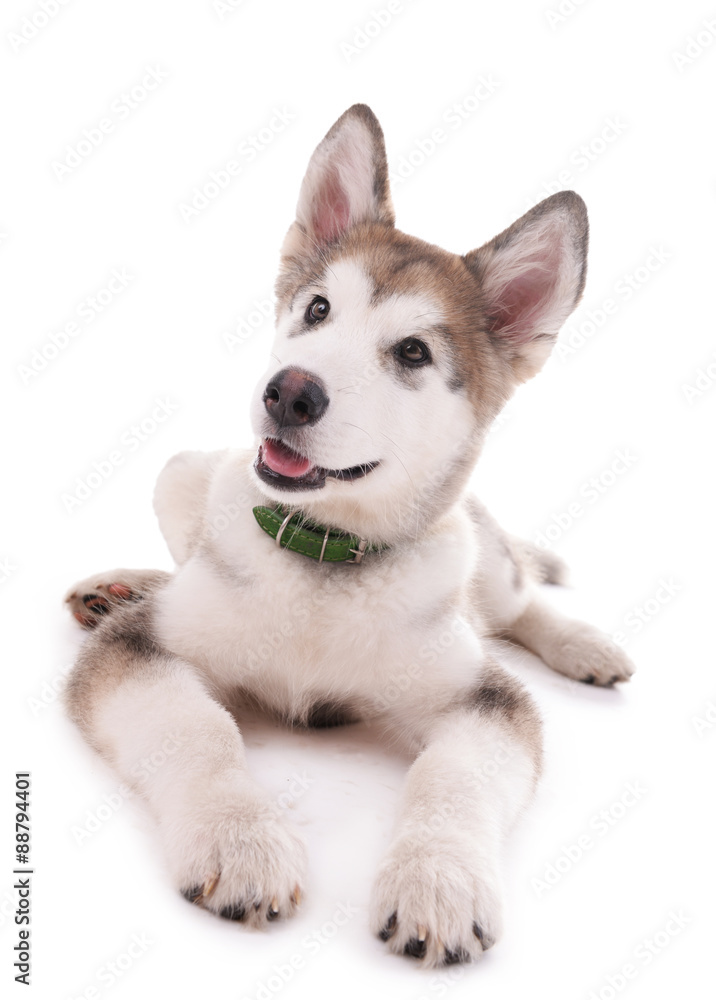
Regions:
[[396, 339, 431, 365], [305, 296, 330, 324]]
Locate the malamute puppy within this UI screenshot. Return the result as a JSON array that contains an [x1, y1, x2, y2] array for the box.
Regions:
[[65, 105, 634, 967]]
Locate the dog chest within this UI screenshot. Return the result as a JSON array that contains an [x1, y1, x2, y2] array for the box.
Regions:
[[155, 522, 475, 710]]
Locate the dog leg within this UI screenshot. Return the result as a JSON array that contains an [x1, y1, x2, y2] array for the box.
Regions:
[[65, 597, 306, 923], [467, 499, 634, 686], [370, 663, 541, 966], [153, 450, 223, 565], [507, 597, 635, 686]]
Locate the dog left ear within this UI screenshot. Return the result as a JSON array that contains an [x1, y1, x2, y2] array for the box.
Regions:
[[464, 192, 588, 382], [284, 104, 394, 255]]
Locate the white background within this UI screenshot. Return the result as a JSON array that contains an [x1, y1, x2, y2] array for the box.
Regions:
[[2, 0, 715, 998]]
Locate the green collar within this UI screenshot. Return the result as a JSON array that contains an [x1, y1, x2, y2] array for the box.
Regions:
[[253, 506, 387, 564]]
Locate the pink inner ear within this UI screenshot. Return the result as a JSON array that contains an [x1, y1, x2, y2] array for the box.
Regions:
[[491, 268, 555, 343], [311, 168, 352, 243], [488, 238, 563, 345]]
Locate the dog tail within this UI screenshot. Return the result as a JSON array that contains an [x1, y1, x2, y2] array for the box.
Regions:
[[510, 538, 569, 586]]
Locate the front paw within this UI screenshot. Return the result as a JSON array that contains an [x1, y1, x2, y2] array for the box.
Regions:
[[163, 785, 307, 926], [370, 831, 502, 966]]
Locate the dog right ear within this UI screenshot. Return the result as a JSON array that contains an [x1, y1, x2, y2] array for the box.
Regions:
[[282, 104, 394, 257]]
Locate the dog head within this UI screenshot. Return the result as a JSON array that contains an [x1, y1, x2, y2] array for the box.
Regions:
[[250, 105, 588, 543]]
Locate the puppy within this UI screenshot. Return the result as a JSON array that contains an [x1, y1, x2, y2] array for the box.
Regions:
[[65, 104, 634, 967]]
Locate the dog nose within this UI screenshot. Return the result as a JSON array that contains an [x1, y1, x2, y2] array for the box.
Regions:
[[263, 368, 329, 427]]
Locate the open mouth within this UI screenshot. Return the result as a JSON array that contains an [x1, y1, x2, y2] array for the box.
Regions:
[[254, 439, 379, 491]]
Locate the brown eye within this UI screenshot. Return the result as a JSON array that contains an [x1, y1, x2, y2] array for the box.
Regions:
[[306, 296, 330, 324], [397, 338, 431, 365]]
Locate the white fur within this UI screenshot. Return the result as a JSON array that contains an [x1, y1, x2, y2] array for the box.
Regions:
[[154, 450, 483, 724], [369, 710, 536, 962], [64, 254, 631, 961], [251, 259, 477, 542], [66, 106, 633, 966]]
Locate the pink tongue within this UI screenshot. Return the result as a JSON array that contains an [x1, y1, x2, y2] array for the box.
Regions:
[[263, 439, 314, 478]]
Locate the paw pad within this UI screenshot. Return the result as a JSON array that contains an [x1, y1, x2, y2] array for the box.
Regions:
[[66, 579, 141, 629]]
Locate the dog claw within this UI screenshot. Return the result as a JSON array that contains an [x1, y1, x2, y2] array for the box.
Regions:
[[473, 921, 494, 949], [378, 912, 397, 941], [202, 873, 220, 900], [404, 934, 427, 959], [290, 885, 302, 907], [83, 594, 110, 615], [267, 897, 280, 921], [181, 885, 204, 904], [443, 946, 470, 965], [417, 925, 427, 943]]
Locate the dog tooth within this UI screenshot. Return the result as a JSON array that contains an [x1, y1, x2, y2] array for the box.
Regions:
[[202, 873, 220, 899]]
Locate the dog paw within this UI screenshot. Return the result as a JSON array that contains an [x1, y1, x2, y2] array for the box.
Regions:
[[64, 569, 170, 628], [370, 832, 502, 967], [164, 783, 307, 927], [548, 622, 635, 687]]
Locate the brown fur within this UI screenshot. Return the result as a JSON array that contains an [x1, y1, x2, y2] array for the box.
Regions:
[[277, 222, 515, 429], [469, 661, 543, 774], [65, 582, 171, 746]]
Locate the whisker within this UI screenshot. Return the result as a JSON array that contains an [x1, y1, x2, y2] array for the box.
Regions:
[[382, 444, 416, 497], [340, 422, 375, 444], [378, 430, 406, 458]]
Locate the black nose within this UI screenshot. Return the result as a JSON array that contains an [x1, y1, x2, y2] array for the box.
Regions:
[[263, 368, 329, 428]]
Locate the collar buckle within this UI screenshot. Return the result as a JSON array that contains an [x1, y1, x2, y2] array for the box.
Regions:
[[274, 509, 296, 549], [347, 539, 368, 564]]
